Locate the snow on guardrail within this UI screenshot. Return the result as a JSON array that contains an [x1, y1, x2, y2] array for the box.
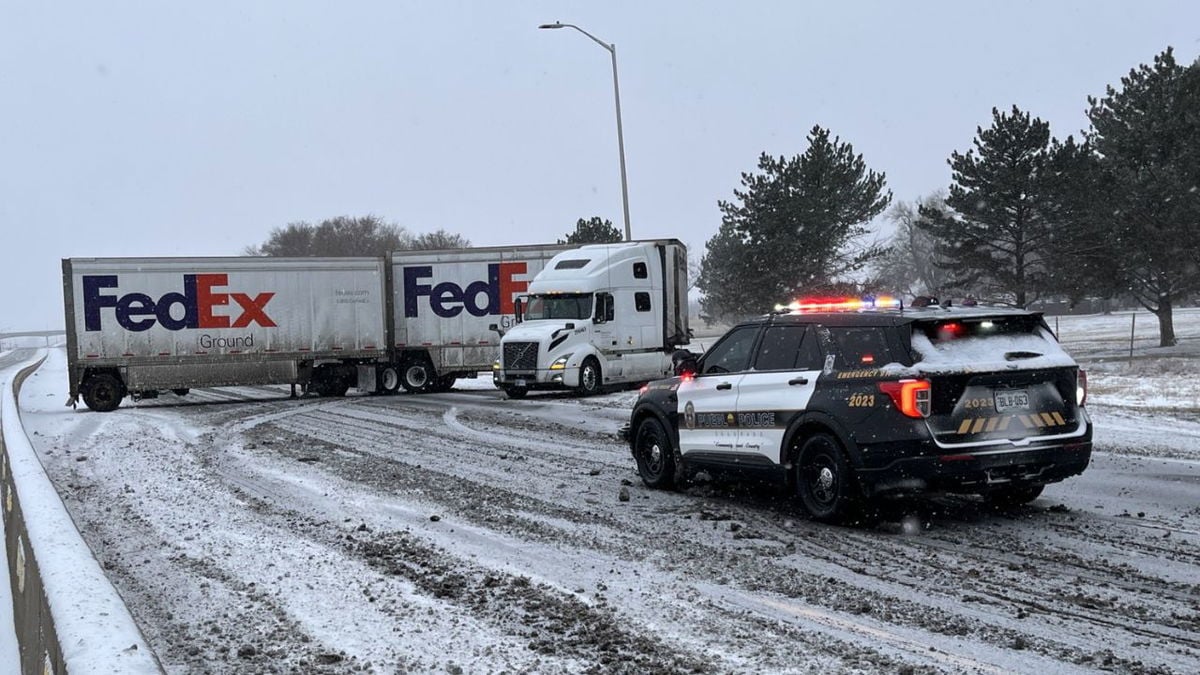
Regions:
[[1, 349, 161, 674]]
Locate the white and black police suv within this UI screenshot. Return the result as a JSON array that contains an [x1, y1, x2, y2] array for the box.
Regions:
[[620, 296, 1093, 523]]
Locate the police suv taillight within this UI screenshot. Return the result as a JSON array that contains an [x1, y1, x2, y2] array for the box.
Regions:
[[1077, 370, 1088, 407], [878, 379, 932, 418]]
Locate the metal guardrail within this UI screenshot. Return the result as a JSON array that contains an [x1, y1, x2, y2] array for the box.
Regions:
[[1, 354, 65, 674], [1, 354, 162, 674]]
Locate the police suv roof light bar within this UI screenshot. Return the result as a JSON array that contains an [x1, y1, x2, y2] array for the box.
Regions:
[[773, 296, 903, 313]]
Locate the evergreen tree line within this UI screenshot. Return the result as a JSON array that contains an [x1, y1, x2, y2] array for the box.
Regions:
[[697, 47, 1200, 347]]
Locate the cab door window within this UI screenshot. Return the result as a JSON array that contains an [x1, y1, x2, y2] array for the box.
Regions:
[[700, 326, 759, 374]]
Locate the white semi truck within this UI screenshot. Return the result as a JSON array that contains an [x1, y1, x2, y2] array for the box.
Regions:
[[492, 240, 691, 398], [63, 245, 568, 411]]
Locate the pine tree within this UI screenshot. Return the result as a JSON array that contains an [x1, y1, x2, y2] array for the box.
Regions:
[[1086, 47, 1200, 346], [918, 106, 1059, 308], [698, 126, 889, 322], [558, 217, 623, 245]]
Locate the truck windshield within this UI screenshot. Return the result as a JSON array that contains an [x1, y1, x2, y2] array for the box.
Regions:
[[523, 293, 593, 321]]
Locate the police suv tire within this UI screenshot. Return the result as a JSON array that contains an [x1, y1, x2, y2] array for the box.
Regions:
[[503, 386, 527, 399], [576, 358, 602, 396], [796, 433, 860, 524], [984, 483, 1044, 508], [634, 417, 676, 490], [378, 366, 401, 394], [82, 373, 124, 413], [401, 361, 433, 393]]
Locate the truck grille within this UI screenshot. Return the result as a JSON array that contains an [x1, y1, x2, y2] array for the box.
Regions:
[[504, 341, 539, 371]]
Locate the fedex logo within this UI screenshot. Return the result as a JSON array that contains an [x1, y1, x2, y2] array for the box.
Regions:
[[404, 262, 528, 318], [82, 274, 276, 332]]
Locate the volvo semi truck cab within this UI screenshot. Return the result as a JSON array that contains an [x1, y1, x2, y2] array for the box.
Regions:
[[493, 240, 690, 398]]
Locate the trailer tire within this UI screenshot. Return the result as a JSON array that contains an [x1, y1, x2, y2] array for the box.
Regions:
[[81, 373, 124, 412], [378, 366, 401, 394], [503, 386, 527, 399], [401, 360, 433, 393], [311, 366, 350, 397], [432, 374, 457, 393], [576, 357, 602, 396]]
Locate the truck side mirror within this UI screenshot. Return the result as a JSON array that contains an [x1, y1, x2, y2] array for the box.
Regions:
[[514, 297, 523, 324], [488, 323, 505, 338]]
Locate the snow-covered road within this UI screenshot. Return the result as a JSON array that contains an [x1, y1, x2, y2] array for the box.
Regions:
[[16, 348, 1200, 673]]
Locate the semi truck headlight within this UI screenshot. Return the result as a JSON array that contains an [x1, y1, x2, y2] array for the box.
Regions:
[[549, 355, 572, 371], [492, 359, 501, 371]]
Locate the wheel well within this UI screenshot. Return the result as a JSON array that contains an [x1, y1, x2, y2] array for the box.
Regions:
[[82, 367, 124, 391], [629, 407, 675, 449], [783, 420, 857, 473]]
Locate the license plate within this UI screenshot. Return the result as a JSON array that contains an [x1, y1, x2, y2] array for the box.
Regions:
[[514, 379, 527, 387], [993, 389, 1030, 412]]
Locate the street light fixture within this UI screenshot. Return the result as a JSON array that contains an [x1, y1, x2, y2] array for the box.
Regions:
[[538, 21, 632, 241]]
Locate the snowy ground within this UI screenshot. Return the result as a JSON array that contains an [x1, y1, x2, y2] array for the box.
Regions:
[[8, 310, 1200, 673]]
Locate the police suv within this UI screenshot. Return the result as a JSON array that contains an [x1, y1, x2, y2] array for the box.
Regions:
[[622, 297, 1093, 523]]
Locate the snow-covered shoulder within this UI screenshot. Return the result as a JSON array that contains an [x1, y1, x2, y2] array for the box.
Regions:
[[910, 328, 1077, 374]]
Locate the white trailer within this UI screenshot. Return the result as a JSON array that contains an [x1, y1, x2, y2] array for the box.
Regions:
[[385, 245, 569, 393], [493, 240, 691, 398], [63, 257, 388, 411]]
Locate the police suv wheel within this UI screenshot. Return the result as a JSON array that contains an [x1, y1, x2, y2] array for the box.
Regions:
[[82, 373, 124, 413], [576, 358, 602, 396], [796, 433, 856, 523], [634, 417, 676, 490], [402, 362, 432, 393]]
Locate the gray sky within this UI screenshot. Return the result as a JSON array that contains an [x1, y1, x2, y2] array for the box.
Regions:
[[3, 0, 1197, 330]]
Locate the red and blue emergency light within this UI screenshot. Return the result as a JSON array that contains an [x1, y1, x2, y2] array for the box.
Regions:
[[774, 296, 902, 313]]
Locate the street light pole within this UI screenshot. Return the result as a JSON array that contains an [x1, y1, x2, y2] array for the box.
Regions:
[[538, 21, 632, 241]]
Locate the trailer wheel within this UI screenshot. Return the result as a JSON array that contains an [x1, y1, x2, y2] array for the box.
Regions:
[[378, 366, 401, 394], [576, 357, 602, 396], [81, 373, 124, 412], [431, 374, 457, 393], [401, 360, 433, 393], [311, 366, 350, 397]]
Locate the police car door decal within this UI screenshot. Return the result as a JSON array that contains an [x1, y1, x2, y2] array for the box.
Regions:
[[734, 325, 822, 463]]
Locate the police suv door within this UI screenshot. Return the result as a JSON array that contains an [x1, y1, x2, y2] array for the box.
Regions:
[[734, 324, 823, 464], [676, 325, 759, 458]]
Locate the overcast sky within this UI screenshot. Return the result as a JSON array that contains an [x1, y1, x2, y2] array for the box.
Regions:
[[2, 1, 1197, 330]]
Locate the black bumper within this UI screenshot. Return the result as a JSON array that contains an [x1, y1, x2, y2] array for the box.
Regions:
[[857, 439, 1093, 496]]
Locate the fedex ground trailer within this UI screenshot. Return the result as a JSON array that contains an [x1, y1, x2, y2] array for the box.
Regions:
[[63, 246, 567, 412]]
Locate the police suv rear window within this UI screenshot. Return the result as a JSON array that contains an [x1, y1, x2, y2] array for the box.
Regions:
[[917, 316, 1042, 344]]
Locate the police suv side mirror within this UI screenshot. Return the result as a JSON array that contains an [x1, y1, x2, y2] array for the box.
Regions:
[[672, 349, 698, 377]]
